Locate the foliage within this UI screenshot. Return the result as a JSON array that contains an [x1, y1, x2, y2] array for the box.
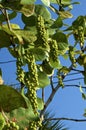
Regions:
[[0, 0, 86, 129]]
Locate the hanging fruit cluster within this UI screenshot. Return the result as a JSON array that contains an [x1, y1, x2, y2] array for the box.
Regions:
[[24, 52, 39, 115], [16, 58, 25, 84], [73, 26, 85, 48], [68, 46, 76, 67], [72, 16, 85, 48], [49, 39, 58, 62], [28, 120, 42, 130], [35, 15, 49, 50], [3, 121, 19, 130]]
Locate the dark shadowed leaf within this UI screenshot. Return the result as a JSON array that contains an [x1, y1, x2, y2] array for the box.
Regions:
[[22, 4, 51, 26], [0, 11, 17, 23], [52, 32, 69, 53], [1, 1, 35, 17], [0, 30, 11, 48], [51, 17, 63, 28]]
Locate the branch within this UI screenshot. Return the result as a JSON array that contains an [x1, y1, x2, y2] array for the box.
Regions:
[[50, 76, 54, 90], [42, 88, 45, 103], [40, 85, 60, 117], [64, 84, 86, 89], [0, 60, 16, 64], [45, 117, 86, 122], [3, 9, 12, 31], [72, 68, 83, 73], [40, 65, 75, 116]]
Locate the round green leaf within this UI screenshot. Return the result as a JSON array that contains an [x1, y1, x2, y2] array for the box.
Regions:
[[50, 58, 62, 69], [14, 29, 37, 43], [35, 5, 51, 20], [38, 71, 50, 88], [29, 48, 48, 61], [52, 32, 69, 52], [51, 17, 63, 28], [0, 85, 27, 112]]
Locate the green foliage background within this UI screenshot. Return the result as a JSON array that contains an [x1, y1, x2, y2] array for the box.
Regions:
[[0, 0, 86, 129]]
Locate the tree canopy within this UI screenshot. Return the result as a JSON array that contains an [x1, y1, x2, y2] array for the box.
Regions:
[[0, 0, 86, 129]]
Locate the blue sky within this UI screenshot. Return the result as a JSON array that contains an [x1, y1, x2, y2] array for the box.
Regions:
[[0, 0, 86, 130]]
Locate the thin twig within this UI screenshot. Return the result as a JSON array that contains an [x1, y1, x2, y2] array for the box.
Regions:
[[40, 65, 73, 116], [42, 88, 45, 103], [4, 9, 12, 31], [50, 76, 55, 90], [64, 84, 86, 89], [72, 68, 83, 73], [0, 60, 16, 64], [45, 117, 86, 122]]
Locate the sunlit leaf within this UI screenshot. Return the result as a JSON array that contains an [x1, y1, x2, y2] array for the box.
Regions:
[[0, 113, 5, 130], [14, 29, 37, 43], [50, 0, 59, 4], [60, 66, 70, 74], [41, 0, 50, 6], [0, 85, 27, 112], [61, 0, 71, 5], [58, 11, 73, 19], [7, 107, 38, 129], [20, 0, 36, 5], [7, 96, 43, 129], [50, 58, 62, 69]]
